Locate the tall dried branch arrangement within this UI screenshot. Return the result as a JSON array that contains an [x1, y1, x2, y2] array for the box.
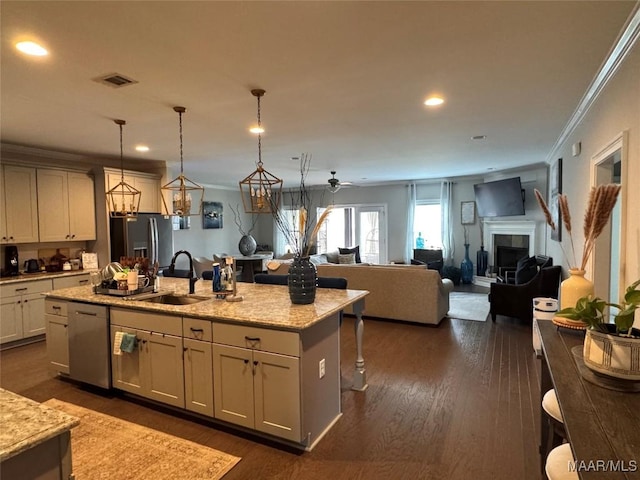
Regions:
[[270, 153, 332, 256], [581, 184, 621, 270], [229, 203, 258, 236], [534, 185, 621, 270]]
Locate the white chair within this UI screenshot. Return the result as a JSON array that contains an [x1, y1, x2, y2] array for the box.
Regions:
[[193, 256, 212, 279], [545, 443, 578, 480], [542, 389, 567, 463]]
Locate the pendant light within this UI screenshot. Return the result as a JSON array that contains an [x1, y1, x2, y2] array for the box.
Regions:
[[106, 119, 141, 217], [161, 106, 204, 217], [239, 89, 283, 214]]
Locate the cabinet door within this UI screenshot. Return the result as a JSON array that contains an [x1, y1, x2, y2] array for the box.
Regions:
[[253, 350, 301, 442], [0, 296, 22, 343], [67, 173, 96, 240], [111, 326, 145, 395], [134, 176, 160, 213], [184, 338, 214, 417], [46, 314, 69, 374], [212, 344, 255, 429], [37, 169, 71, 242], [22, 292, 46, 338], [2, 165, 39, 243], [146, 332, 184, 408]]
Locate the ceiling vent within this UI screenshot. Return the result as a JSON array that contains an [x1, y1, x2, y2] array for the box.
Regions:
[[94, 73, 138, 88]]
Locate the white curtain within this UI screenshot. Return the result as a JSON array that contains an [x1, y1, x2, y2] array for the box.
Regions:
[[405, 183, 416, 263], [440, 181, 454, 265]]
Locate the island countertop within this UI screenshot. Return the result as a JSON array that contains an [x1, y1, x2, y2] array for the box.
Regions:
[[0, 389, 79, 462], [0, 269, 93, 286], [44, 277, 369, 331]]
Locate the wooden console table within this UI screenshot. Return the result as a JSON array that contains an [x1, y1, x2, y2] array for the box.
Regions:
[[537, 320, 640, 479]]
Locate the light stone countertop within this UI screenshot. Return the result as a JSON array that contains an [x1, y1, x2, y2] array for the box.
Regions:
[[0, 388, 79, 462], [44, 277, 369, 331], [0, 269, 93, 286]]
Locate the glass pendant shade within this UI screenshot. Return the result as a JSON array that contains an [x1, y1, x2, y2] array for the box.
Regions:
[[239, 89, 282, 214], [161, 106, 204, 217], [107, 119, 141, 218]]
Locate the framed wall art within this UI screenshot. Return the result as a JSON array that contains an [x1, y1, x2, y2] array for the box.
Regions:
[[203, 201, 223, 229], [461, 201, 476, 225]]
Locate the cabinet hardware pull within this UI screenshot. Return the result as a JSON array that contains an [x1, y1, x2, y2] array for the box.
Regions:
[[15, 288, 28, 292], [253, 360, 259, 366], [53, 306, 61, 310], [190, 328, 204, 333], [75, 311, 97, 316], [183, 347, 188, 352], [245, 336, 260, 342], [79, 280, 88, 285]]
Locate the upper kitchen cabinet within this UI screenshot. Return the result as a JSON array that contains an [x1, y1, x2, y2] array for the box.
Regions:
[[37, 169, 96, 242], [105, 169, 161, 214], [0, 165, 39, 244]]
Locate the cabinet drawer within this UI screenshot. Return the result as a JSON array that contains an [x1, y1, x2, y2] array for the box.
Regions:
[[45, 299, 68, 317], [214, 323, 299, 357], [53, 274, 90, 289], [0, 279, 52, 297], [183, 318, 212, 342], [111, 307, 181, 336]]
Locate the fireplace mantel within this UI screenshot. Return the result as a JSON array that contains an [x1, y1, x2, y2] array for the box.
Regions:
[[483, 220, 536, 266]]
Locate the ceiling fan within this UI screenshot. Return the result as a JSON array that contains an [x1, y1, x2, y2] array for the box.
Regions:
[[327, 171, 341, 193]]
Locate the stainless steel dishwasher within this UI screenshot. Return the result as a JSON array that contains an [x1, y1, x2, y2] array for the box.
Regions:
[[68, 302, 111, 389]]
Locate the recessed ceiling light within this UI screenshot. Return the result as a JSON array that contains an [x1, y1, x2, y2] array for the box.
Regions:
[[249, 126, 264, 134], [424, 96, 444, 106], [135, 145, 150, 152], [15, 41, 48, 56], [472, 135, 487, 140]]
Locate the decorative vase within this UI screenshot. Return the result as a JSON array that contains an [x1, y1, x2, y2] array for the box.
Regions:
[[560, 268, 594, 310], [238, 234, 257, 256], [288, 256, 317, 305], [460, 244, 473, 284], [476, 246, 488, 277], [583, 325, 640, 381]]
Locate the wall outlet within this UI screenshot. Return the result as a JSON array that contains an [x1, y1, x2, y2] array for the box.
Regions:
[[319, 358, 326, 379]]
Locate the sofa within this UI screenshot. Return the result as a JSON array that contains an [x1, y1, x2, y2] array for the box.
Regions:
[[269, 261, 454, 325]]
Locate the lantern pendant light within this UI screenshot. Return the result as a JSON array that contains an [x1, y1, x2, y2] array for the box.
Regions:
[[161, 106, 204, 217], [239, 89, 283, 214], [106, 119, 141, 217]]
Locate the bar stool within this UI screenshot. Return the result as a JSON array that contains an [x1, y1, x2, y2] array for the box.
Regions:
[[542, 389, 567, 459], [545, 443, 579, 480]]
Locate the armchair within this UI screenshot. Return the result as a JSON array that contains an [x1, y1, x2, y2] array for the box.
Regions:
[[412, 248, 443, 274], [489, 265, 561, 322]]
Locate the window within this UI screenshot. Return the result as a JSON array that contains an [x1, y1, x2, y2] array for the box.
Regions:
[[413, 202, 442, 249], [317, 204, 387, 264]]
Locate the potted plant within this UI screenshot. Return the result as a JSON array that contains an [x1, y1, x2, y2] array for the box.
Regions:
[[557, 279, 640, 380]]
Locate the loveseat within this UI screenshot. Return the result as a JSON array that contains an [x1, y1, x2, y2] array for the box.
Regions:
[[269, 262, 454, 325]]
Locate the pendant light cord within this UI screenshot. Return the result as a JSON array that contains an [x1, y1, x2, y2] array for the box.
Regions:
[[257, 93, 262, 167]]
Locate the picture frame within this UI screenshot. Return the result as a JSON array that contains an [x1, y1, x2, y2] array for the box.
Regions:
[[202, 201, 223, 229], [461, 201, 476, 225], [550, 158, 562, 242]]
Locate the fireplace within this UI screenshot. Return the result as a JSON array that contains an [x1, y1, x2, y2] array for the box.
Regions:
[[483, 221, 536, 274]]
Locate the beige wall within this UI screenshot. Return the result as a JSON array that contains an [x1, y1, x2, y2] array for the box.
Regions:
[[544, 41, 639, 292]]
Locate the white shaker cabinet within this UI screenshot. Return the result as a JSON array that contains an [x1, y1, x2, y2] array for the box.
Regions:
[[37, 169, 96, 242], [0, 165, 39, 244], [0, 279, 51, 344], [183, 318, 214, 417], [45, 299, 69, 374], [110, 308, 185, 408], [212, 323, 302, 442]]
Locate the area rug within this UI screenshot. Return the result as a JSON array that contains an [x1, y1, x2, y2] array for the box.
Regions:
[[43, 399, 240, 479], [447, 292, 490, 322]]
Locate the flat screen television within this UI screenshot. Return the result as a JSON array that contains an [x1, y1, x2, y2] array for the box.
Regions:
[[473, 177, 525, 217]]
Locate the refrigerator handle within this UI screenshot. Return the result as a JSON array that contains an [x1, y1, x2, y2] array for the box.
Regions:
[[150, 217, 158, 265]]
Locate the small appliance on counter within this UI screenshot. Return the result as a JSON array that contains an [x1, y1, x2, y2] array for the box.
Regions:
[[2, 245, 20, 277], [24, 258, 42, 273]]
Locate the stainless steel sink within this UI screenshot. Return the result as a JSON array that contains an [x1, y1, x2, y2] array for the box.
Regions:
[[128, 292, 210, 305]]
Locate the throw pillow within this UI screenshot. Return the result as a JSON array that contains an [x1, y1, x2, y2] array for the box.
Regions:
[[338, 253, 356, 264], [309, 254, 329, 265], [339, 246, 361, 263], [515, 256, 538, 284], [325, 250, 340, 264]]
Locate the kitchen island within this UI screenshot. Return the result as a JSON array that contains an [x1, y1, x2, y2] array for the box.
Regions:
[[0, 388, 79, 479], [44, 278, 368, 450]]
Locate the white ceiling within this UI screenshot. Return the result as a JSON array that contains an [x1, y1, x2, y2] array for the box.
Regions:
[[1, 1, 636, 189]]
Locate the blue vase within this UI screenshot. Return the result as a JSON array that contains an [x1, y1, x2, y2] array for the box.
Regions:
[[476, 246, 488, 276], [461, 244, 474, 284]]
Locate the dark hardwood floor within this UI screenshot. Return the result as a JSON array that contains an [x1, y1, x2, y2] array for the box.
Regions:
[[1, 309, 541, 480]]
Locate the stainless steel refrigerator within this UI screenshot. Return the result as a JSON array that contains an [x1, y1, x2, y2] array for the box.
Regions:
[[110, 213, 174, 268]]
